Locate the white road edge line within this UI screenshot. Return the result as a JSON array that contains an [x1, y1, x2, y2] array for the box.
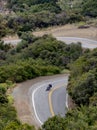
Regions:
[[66, 93, 68, 109], [32, 85, 44, 125]]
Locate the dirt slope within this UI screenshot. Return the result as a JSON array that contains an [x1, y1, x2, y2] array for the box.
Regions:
[[33, 24, 97, 40]]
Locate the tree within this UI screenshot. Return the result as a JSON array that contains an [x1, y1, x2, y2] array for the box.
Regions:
[[81, 0, 97, 17]]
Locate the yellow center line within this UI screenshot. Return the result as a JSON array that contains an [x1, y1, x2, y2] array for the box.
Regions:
[[48, 86, 63, 117]]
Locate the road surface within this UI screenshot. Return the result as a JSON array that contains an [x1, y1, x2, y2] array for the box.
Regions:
[[3, 39, 21, 45], [31, 75, 68, 125], [3, 37, 97, 49], [56, 37, 97, 49]]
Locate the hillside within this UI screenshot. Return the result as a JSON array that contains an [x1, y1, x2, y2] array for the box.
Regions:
[[81, 0, 97, 17], [0, 0, 97, 38], [0, 0, 97, 130], [0, 35, 82, 83], [42, 43, 97, 130]]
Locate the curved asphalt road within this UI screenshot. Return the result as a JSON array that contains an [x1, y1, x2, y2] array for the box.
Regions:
[[31, 75, 68, 125], [51, 86, 67, 117], [4, 39, 21, 45], [3, 37, 97, 49], [31, 37, 97, 126], [7, 37, 97, 126], [56, 37, 97, 49]]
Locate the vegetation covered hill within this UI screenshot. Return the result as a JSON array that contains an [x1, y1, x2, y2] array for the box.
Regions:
[[42, 46, 97, 130], [1, 33, 97, 130], [0, 33, 83, 129], [8, 0, 58, 7], [0, 0, 97, 130], [0, 0, 97, 38], [81, 0, 97, 17], [0, 80, 35, 130], [68, 48, 97, 106], [0, 34, 82, 83]]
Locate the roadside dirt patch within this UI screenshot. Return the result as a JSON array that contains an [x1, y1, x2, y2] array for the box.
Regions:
[[2, 34, 19, 41], [33, 24, 97, 40]]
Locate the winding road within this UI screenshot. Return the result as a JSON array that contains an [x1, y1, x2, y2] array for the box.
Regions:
[[12, 36, 97, 127], [3, 37, 97, 49], [12, 74, 69, 127]]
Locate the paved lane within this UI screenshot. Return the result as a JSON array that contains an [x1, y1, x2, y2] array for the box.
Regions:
[[56, 37, 97, 49], [32, 75, 68, 125], [33, 84, 51, 124], [3, 39, 22, 45], [51, 86, 67, 117], [3, 37, 97, 49]]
